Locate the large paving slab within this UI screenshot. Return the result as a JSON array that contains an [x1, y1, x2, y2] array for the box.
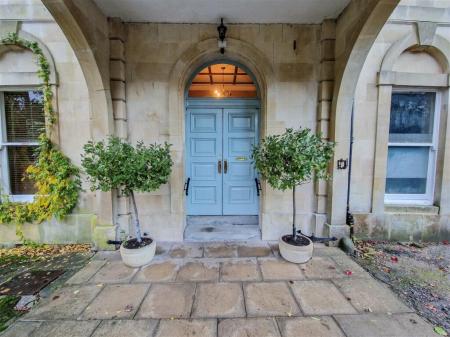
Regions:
[[66, 260, 106, 285], [91, 319, 158, 337], [290, 280, 357, 315], [25, 285, 102, 320], [220, 259, 260, 281], [333, 277, 413, 313], [155, 319, 217, 337], [204, 243, 238, 258], [81, 284, 149, 319], [29, 321, 99, 337], [300, 257, 343, 279], [237, 244, 272, 257], [169, 243, 204, 258], [90, 260, 138, 284], [133, 260, 179, 282], [277, 317, 346, 337], [334, 313, 436, 337], [192, 282, 245, 318], [4, 242, 434, 337], [137, 283, 195, 318], [259, 258, 304, 280], [244, 282, 300, 317], [329, 254, 370, 278], [176, 261, 219, 282], [0, 322, 41, 337], [218, 318, 280, 337]]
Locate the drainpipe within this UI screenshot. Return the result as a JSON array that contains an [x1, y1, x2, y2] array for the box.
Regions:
[[346, 101, 355, 240]]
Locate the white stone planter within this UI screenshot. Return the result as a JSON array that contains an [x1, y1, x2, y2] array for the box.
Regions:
[[279, 234, 313, 264], [120, 238, 156, 267]]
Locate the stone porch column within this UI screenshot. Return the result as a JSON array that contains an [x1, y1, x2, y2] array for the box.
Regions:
[[314, 20, 336, 236], [109, 18, 131, 240]]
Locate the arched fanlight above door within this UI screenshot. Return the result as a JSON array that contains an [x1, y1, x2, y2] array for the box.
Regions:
[[188, 63, 257, 98]]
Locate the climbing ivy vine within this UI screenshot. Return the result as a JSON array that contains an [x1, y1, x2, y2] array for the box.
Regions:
[[0, 32, 81, 241]]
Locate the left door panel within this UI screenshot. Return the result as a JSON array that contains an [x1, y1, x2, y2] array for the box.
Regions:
[[186, 108, 222, 215]]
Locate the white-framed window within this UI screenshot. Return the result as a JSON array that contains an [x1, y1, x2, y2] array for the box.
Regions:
[[384, 89, 440, 205], [0, 89, 45, 202]]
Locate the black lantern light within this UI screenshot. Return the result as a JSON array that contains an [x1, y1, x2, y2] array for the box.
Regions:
[[337, 158, 348, 170], [217, 18, 227, 54]]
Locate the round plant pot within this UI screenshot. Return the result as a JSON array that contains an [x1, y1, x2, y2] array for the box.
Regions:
[[120, 237, 156, 267], [279, 234, 313, 264]]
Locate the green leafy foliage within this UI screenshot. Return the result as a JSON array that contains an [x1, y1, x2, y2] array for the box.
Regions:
[[0, 33, 81, 242], [252, 128, 335, 190], [26, 135, 81, 222], [0, 136, 81, 238], [252, 128, 334, 238], [82, 136, 173, 195], [82, 136, 173, 242]]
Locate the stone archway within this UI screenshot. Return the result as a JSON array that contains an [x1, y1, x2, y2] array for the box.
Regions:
[[167, 37, 275, 239], [41, 0, 115, 227], [327, 0, 401, 235]]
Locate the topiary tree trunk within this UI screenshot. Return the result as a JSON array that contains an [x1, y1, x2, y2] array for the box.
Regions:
[[129, 190, 142, 243]]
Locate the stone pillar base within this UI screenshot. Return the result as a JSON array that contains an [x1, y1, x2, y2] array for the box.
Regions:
[[91, 216, 116, 251]]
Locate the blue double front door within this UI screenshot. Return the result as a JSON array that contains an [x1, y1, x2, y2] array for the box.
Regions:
[[185, 100, 259, 215]]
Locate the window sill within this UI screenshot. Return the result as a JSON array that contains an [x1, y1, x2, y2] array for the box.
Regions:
[[8, 195, 35, 203], [384, 204, 439, 215]]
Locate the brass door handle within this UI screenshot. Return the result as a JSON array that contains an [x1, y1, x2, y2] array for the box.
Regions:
[[224, 160, 228, 174], [218, 160, 222, 174]]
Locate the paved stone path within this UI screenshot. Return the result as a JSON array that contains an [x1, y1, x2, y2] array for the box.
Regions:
[[1, 242, 437, 337]]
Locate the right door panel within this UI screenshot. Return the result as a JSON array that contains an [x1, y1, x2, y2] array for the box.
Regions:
[[223, 108, 259, 215]]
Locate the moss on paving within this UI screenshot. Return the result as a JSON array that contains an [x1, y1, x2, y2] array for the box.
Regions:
[[0, 296, 21, 332]]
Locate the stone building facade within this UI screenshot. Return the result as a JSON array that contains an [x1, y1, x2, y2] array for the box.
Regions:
[[0, 0, 449, 247]]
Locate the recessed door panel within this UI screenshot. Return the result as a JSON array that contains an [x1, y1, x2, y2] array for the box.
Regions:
[[229, 113, 254, 132], [191, 113, 217, 133], [227, 186, 255, 204], [191, 138, 216, 156]]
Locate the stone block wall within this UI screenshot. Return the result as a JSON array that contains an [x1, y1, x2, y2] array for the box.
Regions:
[[124, 23, 322, 240]]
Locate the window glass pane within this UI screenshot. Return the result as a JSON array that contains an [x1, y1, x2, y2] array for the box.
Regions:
[[4, 91, 45, 142], [386, 146, 429, 194], [7, 146, 38, 195], [389, 92, 435, 143]]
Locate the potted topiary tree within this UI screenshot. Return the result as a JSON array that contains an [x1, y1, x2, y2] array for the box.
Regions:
[[82, 136, 173, 267], [252, 128, 334, 263]]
